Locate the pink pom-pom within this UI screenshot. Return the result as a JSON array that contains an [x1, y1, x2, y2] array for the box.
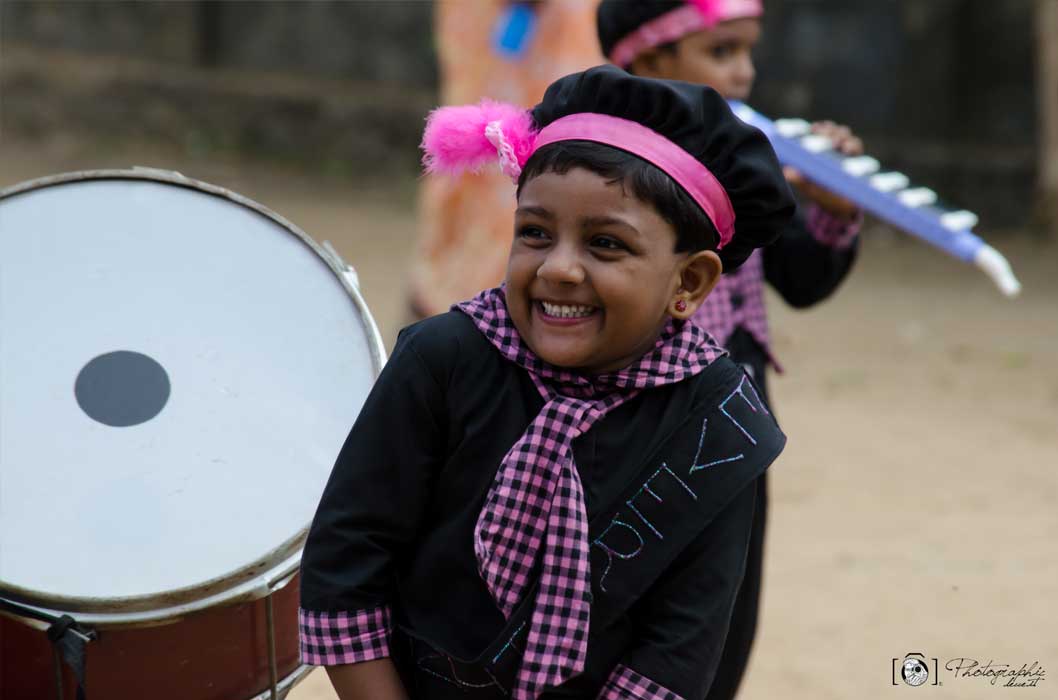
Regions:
[[421, 100, 536, 179]]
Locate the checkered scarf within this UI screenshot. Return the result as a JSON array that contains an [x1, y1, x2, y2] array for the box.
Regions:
[[455, 287, 726, 699]]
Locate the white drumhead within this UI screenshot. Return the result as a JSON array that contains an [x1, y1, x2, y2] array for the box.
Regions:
[[0, 171, 383, 618]]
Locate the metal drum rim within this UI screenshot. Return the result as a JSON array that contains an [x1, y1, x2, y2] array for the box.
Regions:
[[0, 168, 387, 624]]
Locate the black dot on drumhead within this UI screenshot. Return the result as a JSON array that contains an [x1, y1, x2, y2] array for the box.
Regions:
[[75, 351, 170, 427]]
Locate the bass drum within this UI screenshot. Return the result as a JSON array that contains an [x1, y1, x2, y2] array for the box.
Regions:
[[0, 169, 385, 699]]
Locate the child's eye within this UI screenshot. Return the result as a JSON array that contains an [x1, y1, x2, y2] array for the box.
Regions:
[[709, 44, 735, 60], [516, 226, 550, 242], [590, 235, 628, 252]]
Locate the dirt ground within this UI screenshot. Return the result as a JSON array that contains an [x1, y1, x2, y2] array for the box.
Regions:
[[2, 141, 1055, 698]]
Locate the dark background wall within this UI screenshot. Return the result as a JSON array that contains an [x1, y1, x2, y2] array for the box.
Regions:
[[754, 0, 1037, 228], [0, 0, 437, 81], [0, 0, 1040, 228]]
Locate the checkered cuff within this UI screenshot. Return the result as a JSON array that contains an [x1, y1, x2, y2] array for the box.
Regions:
[[806, 202, 862, 249], [298, 605, 392, 666], [597, 664, 686, 700]]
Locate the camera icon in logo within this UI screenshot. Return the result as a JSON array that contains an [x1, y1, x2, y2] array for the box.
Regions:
[[892, 652, 939, 687], [902, 656, 929, 686]]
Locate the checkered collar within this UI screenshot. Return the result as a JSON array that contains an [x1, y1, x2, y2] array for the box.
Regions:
[[458, 286, 723, 393], [455, 287, 725, 698]]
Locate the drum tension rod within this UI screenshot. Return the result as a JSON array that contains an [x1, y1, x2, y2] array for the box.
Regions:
[[266, 593, 279, 700]]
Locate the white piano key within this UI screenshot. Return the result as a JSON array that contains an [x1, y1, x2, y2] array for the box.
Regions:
[[842, 155, 881, 177], [775, 118, 811, 138], [869, 172, 911, 193], [974, 245, 1022, 297], [897, 187, 939, 208], [940, 210, 979, 231], [801, 134, 833, 153]]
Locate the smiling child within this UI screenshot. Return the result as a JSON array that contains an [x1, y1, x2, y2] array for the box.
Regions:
[[298, 65, 795, 700]]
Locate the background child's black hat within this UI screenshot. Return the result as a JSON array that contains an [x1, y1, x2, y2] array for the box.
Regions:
[[598, 1, 764, 68], [597, 1, 685, 62], [529, 65, 793, 272]]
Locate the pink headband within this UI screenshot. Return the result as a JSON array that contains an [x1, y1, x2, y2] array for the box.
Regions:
[[421, 102, 736, 249], [533, 113, 735, 248], [609, 0, 764, 67]]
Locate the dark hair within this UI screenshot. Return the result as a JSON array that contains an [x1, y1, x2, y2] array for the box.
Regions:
[[516, 140, 720, 253]]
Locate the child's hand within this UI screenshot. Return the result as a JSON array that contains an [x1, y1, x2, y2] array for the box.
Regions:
[[784, 120, 864, 221]]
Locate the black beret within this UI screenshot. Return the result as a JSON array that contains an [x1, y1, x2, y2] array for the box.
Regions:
[[597, 1, 685, 63]]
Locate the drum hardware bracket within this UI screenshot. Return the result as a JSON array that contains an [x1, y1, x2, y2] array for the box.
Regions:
[[0, 596, 98, 642], [47, 614, 97, 700], [318, 238, 388, 372], [269, 569, 299, 592], [2, 596, 97, 700], [131, 165, 190, 181], [321, 239, 361, 290]]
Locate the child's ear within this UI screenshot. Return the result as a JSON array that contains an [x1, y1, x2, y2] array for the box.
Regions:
[[670, 250, 722, 319]]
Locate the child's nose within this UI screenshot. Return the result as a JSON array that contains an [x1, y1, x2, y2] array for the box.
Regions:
[[537, 245, 586, 285], [736, 53, 756, 86]]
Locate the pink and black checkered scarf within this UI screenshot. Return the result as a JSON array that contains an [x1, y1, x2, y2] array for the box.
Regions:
[[455, 287, 726, 699]]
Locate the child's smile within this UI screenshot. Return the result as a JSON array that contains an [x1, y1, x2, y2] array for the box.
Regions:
[[536, 300, 599, 323], [506, 168, 694, 374]]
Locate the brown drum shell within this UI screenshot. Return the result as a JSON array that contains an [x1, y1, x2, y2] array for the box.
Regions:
[[0, 576, 301, 700]]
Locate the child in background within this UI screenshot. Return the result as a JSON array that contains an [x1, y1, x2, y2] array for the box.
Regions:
[[597, 1, 865, 698], [299, 65, 795, 699]]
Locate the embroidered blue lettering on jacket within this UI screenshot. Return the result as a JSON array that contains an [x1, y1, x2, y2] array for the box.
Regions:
[[591, 375, 769, 592]]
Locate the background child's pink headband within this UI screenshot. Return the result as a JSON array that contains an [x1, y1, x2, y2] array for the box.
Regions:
[[609, 0, 764, 67], [422, 103, 736, 249]]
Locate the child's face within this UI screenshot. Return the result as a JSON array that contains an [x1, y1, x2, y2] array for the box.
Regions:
[[631, 18, 761, 101], [506, 168, 719, 374]]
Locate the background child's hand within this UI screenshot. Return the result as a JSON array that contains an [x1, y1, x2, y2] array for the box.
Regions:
[[783, 120, 865, 221]]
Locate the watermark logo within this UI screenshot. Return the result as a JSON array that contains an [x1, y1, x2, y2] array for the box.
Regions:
[[945, 659, 1046, 688], [893, 653, 940, 687], [891, 653, 1047, 688]]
